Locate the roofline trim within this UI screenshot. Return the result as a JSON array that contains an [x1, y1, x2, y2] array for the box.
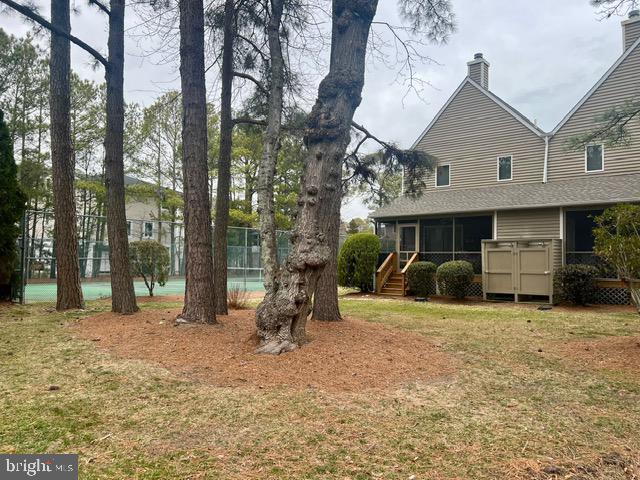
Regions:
[[370, 197, 639, 219], [550, 34, 640, 135], [466, 77, 545, 137], [409, 76, 545, 151]]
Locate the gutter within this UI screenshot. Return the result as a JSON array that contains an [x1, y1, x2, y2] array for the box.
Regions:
[[370, 197, 638, 220], [543, 135, 550, 183]]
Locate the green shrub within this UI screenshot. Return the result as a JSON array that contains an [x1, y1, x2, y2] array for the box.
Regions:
[[337, 233, 380, 292], [406, 261, 437, 297], [0, 110, 26, 299], [436, 260, 474, 299], [129, 240, 170, 296], [594, 204, 640, 311], [554, 264, 598, 306]]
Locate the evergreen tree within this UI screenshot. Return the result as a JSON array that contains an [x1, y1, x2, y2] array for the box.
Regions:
[[0, 109, 27, 299]]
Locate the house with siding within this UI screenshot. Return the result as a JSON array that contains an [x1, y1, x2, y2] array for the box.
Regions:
[[372, 11, 640, 304]]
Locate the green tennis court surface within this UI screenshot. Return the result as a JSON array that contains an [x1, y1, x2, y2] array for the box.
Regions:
[[24, 278, 265, 303]]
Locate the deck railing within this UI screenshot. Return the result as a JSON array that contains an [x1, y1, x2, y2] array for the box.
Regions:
[[400, 252, 419, 295], [375, 252, 397, 294]]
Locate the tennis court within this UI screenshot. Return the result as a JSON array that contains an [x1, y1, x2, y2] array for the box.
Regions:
[[24, 277, 265, 303]]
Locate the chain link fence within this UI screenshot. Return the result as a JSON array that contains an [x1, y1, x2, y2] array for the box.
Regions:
[[16, 210, 295, 304]]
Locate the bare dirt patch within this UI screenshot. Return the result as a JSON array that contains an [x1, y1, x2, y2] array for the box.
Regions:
[[554, 335, 640, 375], [72, 308, 454, 392]]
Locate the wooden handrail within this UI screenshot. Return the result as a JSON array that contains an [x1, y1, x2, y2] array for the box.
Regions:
[[376, 252, 395, 274], [401, 252, 419, 295], [401, 252, 419, 274], [376, 252, 397, 293]]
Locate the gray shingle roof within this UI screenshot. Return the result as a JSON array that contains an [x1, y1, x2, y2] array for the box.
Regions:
[[371, 173, 640, 219]]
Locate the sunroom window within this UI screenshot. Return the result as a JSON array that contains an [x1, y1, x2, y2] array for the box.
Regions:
[[586, 144, 604, 172], [436, 164, 450, 187], [144, 221, 153, 238], [497, 155, 512, 181]]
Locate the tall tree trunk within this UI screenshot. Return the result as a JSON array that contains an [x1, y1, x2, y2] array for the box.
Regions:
[[169, 206, 176, 274], [105, 0, 138, 313], [311, 194, 342, 321], [257, 0, 284, 294], [243, 175, 253, 214], [178, 0, 216, 324], [256, 0, 377, 354], [213, 0, 235, 315], [156, 137, 163, 243], [50, 0, 84, 310]]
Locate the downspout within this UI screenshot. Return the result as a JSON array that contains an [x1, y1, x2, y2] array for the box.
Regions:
[[543, 135, 550, 183]]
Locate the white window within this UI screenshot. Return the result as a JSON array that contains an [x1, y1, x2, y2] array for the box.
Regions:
[[144, 222, 153, 238], [436, 164, 450, 187], [497, 155, 512, 181], [126, 221, 132, 236], [585, 144, 604, 172]]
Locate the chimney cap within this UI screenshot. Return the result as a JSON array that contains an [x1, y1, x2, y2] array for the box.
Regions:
[[630, 9, 640, 18], [474, 52, 484, 59]]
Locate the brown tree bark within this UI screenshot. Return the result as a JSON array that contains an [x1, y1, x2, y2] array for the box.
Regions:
[[177, 0, 216, 323], [50, 0, 84, 310], [256, 0, 378, 354], [213, 0, 235, 315], [311, 194, 342, 321], [105, 0, 138, 313], [257, 0, 285, 295]]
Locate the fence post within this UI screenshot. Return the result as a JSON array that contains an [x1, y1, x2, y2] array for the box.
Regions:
[[19, 211, 28, 304], [244, 227, 248, 290]]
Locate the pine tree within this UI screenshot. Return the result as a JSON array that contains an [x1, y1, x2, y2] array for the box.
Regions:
[[0, 109, 27, 299]]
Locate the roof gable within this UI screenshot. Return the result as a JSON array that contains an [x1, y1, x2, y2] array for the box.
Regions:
[[551, 35, 640, 135], [410, 77, 544, 150]]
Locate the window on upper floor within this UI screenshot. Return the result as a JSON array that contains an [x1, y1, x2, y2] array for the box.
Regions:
[[144, 222, 153, 238], [585, 144, 604, 172], [436, 164, 450, 187], [497, 155, 512, 181]]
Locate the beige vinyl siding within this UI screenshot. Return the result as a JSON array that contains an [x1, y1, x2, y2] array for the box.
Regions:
[[496, 208, 560, 239], [548, 43, 640, 180], [415, 82, 545, 193]]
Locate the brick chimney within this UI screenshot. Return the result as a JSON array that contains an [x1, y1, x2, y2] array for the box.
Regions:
[[622, 10, 640, 51], [467, 53, 489, 89]]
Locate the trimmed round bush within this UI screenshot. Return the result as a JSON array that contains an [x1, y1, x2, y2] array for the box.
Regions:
[[129, 240, 170, 296], [436, 260, 474, 300], [406, 261, 437, 297], [554, 264, 598, 306], [337, 233, 380, 292]]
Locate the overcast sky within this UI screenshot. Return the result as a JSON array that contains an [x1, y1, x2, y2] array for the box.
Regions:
[[1, 0, 629, 220]]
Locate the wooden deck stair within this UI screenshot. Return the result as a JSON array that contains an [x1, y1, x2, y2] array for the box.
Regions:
[[375, 252, 418, 297], [379, 272, 405, 296]]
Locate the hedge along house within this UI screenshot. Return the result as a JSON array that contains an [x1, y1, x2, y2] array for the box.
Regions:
[[372, 12, 640, 304]]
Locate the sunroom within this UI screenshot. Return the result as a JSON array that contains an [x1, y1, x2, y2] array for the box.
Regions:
[[371, 174, 640, 303]]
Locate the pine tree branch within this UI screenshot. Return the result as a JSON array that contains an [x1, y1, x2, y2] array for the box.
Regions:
[[0, 0, 109, 68], [232, 116, 266, 127], [351, 121, 394, 151], [88, 0, 110, 16], [232, 71, 267, 94]]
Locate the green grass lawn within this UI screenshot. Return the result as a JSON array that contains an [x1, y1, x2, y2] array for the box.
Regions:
[[1, 297, 639, 479]]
